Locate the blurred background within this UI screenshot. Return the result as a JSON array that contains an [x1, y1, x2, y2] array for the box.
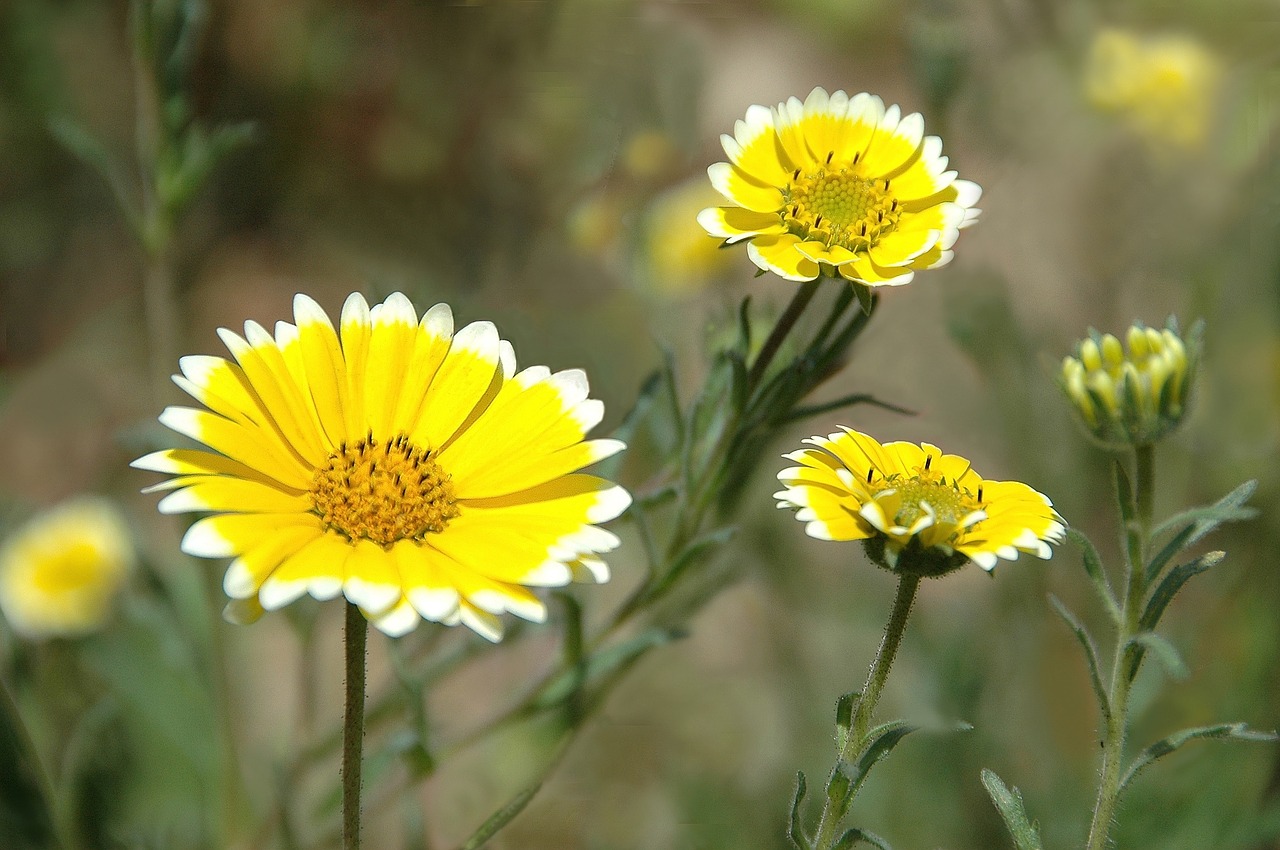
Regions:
[[1, 0, 1278, 848]]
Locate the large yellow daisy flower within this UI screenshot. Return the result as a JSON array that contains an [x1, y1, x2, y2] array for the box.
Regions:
[[776, 428, 1063, 576], [134, 293, 630, 641], [698, 87, 981, 286]]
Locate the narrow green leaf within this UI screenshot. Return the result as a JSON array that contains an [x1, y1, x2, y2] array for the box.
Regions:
[[1125, 631, 1188, 682], [1144, 523, 1197, 585], [1048, 594, 1110, 720], [838, 721, 918, 806], [788, 771, 811, 850], [647, 526, 736, 600], [777, 394, 914, 426], [1151, 480, 1257, 546], [737, 295, 753, 352], [531, 628, 684, 711], [833, 827, 893, 850], [1113, 459, 1135, 529], [1140, 551, 1223, 635], [458, 782, 542, 850], [1119, 723, 1279, 793], [1066, 528, 1121, 623], [48, 116, 139, 229], [0, 681, 57, 850], [980, 769, 1044, 850], [835, 691, 859, 753]]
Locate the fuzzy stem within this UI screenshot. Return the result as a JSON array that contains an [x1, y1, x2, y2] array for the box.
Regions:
[[746, 280, 821, 392], [1085, 444, 1155, 850], [343, 603, 369, 850], [812, 573, 921, 850]]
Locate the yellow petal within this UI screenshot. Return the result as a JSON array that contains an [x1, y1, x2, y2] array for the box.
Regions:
[[158, 407, 314, 491], [859, 109, 925, 178], [223, 524, 323, 599], [409, 321, 502, 450], [343, 538, 400, 616], [391, 304, 454, 432], [707, 162, 784, 213], [157, 476, 310, 514], [340, 293, 372, 438], [260, 532, 352, 608], [745, 233, 821, 282], [364, 293, 420, 438], [293, 294, 349, 446], [697, 206, 785, 242]]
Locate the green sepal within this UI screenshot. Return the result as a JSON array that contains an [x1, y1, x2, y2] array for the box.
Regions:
[[980, 768, 1044, 850], [854, 282, 875, 315], [835, 691, 859, 753], [833, 827, 893, 850], [1118, 723, 1279, 793], [1066, 528, 1121, 624], [1048, 594, 1110, 720], [1124, 631, 1188, 682], [788, 771, 811, 850]]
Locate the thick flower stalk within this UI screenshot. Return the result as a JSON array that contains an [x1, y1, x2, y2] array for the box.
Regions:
[[699, 86, 981, 286], [0, 498, 134, 639], [135, 291, 630, 641], [1061, 318, 1200, 448]]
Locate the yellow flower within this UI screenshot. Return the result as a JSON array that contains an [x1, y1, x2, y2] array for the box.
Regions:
[[776, 429, 1063, 576], [1061, 319, 1200, 447], [1085, 28, 1222, 153], [698, 86, 981, 286], [134, 293, 630, 641], [0, 498, 133, 639], [643, 179, 735, 295]]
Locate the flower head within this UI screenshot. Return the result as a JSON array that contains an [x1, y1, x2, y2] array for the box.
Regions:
[[135, 292, 630, 641], [1085, 28, 1222, 154], [1061, 318, 1201, 448], [698, 87, 981, 286], [776, 428, 1063, 576], [643, 180, 735, 295], [0, 498, 133, 639]]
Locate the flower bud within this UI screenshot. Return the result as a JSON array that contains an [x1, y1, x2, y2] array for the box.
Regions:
[[1059, 318, 1202, 447]]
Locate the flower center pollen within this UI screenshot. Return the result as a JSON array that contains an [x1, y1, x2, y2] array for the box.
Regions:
[[311, 433, 460, 546], [878, 471, 980, 530], [782, 156, 901, 252]]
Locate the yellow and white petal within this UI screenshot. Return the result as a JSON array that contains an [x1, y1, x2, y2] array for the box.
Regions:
[[223, 596, 265, 625], [365, 292, 420, 438], [860, 109, 926, 178], [182, 512, 321, 560], [410, 320, 502, 450], [293, 294, 349, 445], [794, 241, 858, 267], [260, 532, 353, 609], [697, 206, 785, 243], [223, 323, 328, 466], [390, 540, 461, 622], [706, 161, 784, 213], [159, 406, 314, 491], [868, 229, 940, 269], [157, 476, 310, 515], [340, 292, 373, 438], [746, 233, 821, 282], [458, 602, 504, 642], [368, 596, 421, 637], [454, 438, 624, 499], [839, 257, 915, 287], [223, 524, 323, 599], [343, 538, 401, 616], [722, 103, 792, 185], [391, 302, 455, 432]]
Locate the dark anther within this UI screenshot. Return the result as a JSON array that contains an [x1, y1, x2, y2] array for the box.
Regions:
[[826, 150, 834, 164], [814, 215, 823, 228], [793, 168, 801, 180], [977, 486, 984, 503], [924, 455, 932, 471], [866, 468, 875, 483]]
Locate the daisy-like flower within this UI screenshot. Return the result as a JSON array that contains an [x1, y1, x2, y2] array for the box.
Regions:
[[698, 87, 981, 286], [776, 428, 1063, 576], [0, 497, 134, 639], [134, 292, 630, 641]]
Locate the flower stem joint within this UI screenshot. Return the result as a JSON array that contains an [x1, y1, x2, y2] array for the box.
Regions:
[[1061, 317, 1202, 448]]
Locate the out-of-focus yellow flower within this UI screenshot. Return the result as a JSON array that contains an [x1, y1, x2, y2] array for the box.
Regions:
[[1085, 28, 1222, 153], [776, 429, 1063, 577], [643, 180, 735, 295], [1061, 318, 1201, 447], [699, 86, 981, 286], [135, 293, 629, 641], [0, 498, 133, 639], [567, 192, 626, 256], [624, 130, 679, 181]]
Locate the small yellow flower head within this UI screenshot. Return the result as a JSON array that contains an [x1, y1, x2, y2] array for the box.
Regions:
[[1085, 28, 1222, 154], [643, 180, 735, 295], [776, 429, 1064, 578], [0, 498, 134, 639], [1061, 318, 1202, 447], [699, 87, 981, 287]]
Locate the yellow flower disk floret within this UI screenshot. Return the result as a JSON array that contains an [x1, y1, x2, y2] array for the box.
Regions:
[[775, 428, 1064, 576], [134, 292, 631, 641], [699, 87, 981, 286]]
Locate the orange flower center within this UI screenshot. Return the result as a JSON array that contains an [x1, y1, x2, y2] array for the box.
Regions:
[[311, 434, 460, 545], [782, 160, 901, 251]]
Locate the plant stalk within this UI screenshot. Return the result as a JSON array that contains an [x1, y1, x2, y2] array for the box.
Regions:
[[343, 603, 369, 850], [812, 572, 921, 850], [1085, 444, 1155, 850], [746, 279, 821, 392]]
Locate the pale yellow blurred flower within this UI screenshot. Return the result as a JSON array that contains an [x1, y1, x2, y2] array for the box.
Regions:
[[623, 130, 679, 181], [0, 498, 134, 639], [644, 180, 735, 295], [567, 192, 626, 256], [1086, 28, 1222, 154]]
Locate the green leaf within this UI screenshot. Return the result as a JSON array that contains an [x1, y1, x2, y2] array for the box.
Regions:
[[777, 393, 914, 426], [737, 295, 753, 352], [835, 721, 918, 812], [980, 768, 1044, 850], [1147, 480, 1256, 581], [458, 781, 542, 850], [1125, 631, 1188, 682], [1066, 528, 1121, 624], [1048, 594, 1110, 719], [647, 526, 736, 601], [835, 691, 859, 754], [1119, 723, 1279, 793], [0, 682, 57, 850], [531, 627, 684, 711], [833, 827, 893, 850], [1140, 550, 1224, 635], [1113, 459, 1136, 531], [854, 282, 874, 315], [788, 772, 811, 850], [48, 116, 139, 229]]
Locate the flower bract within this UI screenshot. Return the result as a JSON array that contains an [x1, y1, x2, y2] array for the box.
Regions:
[[135, 292, 630, 641], [698, 86, 981, 286], [776, 428, 1063, 576], [0, 497, 134, 639]]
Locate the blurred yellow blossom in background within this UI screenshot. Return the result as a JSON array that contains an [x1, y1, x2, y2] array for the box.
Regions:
[[643, 179, 735, 295], [0, 498, 134, 639], [1085, 28, 1223, 153]]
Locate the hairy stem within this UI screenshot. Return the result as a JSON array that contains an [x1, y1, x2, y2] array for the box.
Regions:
[[746, 280, 821, 391], [343, 603, 369, 850], [812, 573, 921, 850]]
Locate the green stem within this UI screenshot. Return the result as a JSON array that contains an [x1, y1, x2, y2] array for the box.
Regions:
[[343, 603, 369, 850], [0, 677, 69, 850], [812, 573, 921, 850], [1085, 444, 1156, 850], [746, 280, 821, 392]]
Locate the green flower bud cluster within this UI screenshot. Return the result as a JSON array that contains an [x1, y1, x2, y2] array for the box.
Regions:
[[1061, 318, 1202, 447]]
